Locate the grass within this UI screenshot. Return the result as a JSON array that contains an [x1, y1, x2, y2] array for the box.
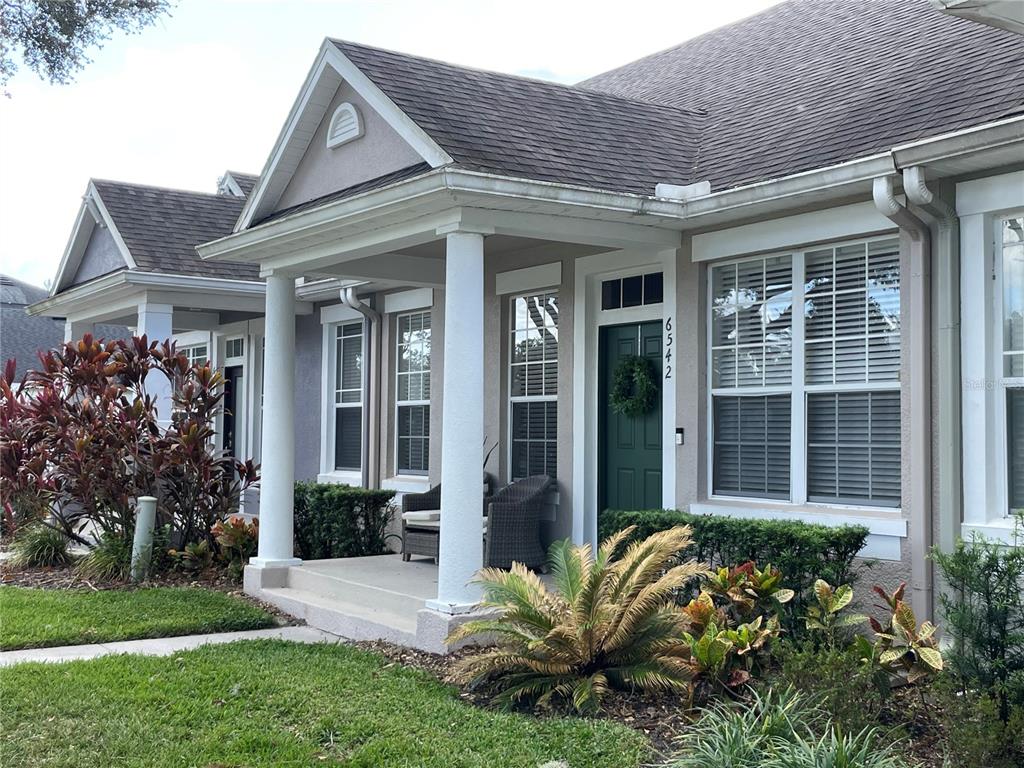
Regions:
[[0, 639, 648, 767], [0, 586, 276, 650]]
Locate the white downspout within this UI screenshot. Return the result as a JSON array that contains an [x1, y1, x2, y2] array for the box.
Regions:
[[873, 175, 934, 619], [341, 286, 381, 489], [903, 167, 962, 554]]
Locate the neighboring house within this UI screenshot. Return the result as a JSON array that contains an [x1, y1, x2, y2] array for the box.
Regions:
[[0, 275, 64, 380], [34, 0, 1024, 651], [29, 171, 272, 459]]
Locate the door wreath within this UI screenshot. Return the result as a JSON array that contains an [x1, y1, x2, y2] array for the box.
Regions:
[[609, 355, 658, 417]]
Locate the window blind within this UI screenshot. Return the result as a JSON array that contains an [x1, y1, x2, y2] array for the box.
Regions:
[[1009, 388, 1024, 511], [713, 395, 791, 499], [807, 390, 901, 506]]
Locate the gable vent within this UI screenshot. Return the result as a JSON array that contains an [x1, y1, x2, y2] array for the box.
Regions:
[[326, 102, 364, 149]]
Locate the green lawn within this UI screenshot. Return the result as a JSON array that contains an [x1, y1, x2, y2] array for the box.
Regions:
[[0, 586, 276, 650], [0, 639, 647, 768]]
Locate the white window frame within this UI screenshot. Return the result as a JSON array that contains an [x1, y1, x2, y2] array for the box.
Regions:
[[394, 310, 431, 477], [180, 342, 209, 367], [705, 234, 902, 512], [958, 171, 1024, 542], [318, 305, 366, 484], [996, 212, 1024, 517], [508, 289, 559, 482]]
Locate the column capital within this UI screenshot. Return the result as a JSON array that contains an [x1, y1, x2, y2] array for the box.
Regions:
[[436, 222, 494, 237]]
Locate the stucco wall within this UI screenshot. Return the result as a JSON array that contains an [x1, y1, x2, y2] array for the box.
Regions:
[[294, 308, 324, 481], [274, 81, 423, 213], [71, 225, 125, 286]]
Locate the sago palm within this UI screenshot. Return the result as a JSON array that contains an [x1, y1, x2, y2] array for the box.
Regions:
[[448, 525, 706, 713]]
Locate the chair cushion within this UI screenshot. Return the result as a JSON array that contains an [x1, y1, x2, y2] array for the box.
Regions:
[[402, 510, 441, 523]]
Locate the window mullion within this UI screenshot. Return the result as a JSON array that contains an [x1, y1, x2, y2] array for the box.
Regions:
[[791, 250, 807, 504]]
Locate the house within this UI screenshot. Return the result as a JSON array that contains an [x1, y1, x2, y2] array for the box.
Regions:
[[0, 275, 64, 381], [33, 0, 1024, 651]]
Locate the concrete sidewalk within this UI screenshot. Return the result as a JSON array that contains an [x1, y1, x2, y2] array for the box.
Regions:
[[0, 625, 344, 667]]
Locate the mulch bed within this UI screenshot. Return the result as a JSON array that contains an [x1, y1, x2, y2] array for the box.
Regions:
[[0, 561, 296, 626]]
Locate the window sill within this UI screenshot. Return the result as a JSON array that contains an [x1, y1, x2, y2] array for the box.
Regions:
[[961, 519, 1020, 546], [690, 499, 906, 561], [317, 471, 362, 487], [382, 476, 432, 493]]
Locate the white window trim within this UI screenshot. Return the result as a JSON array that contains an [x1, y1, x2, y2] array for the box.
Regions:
[[959, 171, 1024, 536], [507, 290, 559, 483], [394, 310, 431, 477], [705, 234, 904, 513], [572, 248, 678, 548], [319, 308, 366, 482], [384, 287, 433, 315]]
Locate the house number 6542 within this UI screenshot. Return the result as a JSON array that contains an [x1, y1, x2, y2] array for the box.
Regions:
[[664, 317, 673, 379]]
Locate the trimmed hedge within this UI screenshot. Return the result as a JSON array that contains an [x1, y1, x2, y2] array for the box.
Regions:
[[293, 483, 396, 560], [599, 509, 869, 632]]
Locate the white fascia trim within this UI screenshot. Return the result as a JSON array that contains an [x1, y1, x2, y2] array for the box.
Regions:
[[892, 115, 1024, 168], [383, 287, 433, 314], [51, 182, 136, 295], [296, 277, 368, 301], [89, 183, 137, 270], [236, 40, 452, 231]]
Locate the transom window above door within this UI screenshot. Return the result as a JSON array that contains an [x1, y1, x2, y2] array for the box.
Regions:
[[601, 272, 663, 310], [708, 237, 902, 509]]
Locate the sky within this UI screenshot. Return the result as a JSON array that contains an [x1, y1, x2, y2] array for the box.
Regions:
[[0, 0, 782, 289]]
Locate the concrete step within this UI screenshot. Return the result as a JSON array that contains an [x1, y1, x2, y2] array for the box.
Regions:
[[285, 563, 428, 618], [259, 586, 419, 647]]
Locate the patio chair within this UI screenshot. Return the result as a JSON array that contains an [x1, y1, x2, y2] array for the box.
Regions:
[[400, 473, 493, 562], [484, 474, 553, 571]]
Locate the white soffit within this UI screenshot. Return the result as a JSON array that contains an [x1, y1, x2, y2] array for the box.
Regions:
[[691, 200, 897, 262], [384, 287, 433, 314], [495, 262, 562, 295]]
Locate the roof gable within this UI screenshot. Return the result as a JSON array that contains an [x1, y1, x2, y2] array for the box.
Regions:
[[237, 41, 452, 230]]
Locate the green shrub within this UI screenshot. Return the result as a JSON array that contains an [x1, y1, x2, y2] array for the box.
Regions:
[[76, 534, 133, 581], [670, 687, 908, 768], [769, 641, 891, 738], [599, 509, 868, 633], [933, 676, 1024, 768], [933, 521, 1024, 717], [293, 483, 396, 560], [9, 523, 74, 568]]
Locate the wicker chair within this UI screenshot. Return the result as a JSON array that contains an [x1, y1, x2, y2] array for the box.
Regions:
[[484, 474, 553, 571], [400, 473, 493, 562]]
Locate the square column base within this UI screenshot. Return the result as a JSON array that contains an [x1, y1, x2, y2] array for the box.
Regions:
[[249, 557, 303, 569], [416, 606, 502, 654], [424, 598, 480, 615]]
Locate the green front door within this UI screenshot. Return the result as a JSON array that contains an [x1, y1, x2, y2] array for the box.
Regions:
[[599, 322, 663, 511]]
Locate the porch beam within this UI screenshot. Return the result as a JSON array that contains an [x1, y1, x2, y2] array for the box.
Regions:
[[456, 208, 682, 250], [315, 252, 446, 288], [250, 273, 302, 569], [427, 230, 485, 613]]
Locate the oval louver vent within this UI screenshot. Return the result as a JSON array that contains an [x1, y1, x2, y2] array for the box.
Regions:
[[326, 102, 363, 149]]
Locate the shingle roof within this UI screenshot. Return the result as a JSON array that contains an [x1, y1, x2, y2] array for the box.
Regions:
[[227, 172, 259, 197], [91, 180, 260, 281], [332, 39, 706, 196], [580, 0, 1024, 190], [1, 276, 63, 380]]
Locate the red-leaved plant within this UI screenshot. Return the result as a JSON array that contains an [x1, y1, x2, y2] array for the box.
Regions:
[[0, 334, 259, 554]]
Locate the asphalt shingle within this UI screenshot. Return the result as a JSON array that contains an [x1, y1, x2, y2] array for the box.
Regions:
[[91, 180, 260, 281]]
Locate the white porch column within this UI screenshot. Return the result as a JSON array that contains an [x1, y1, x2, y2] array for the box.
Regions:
[[137, 302, 174, 426], [250, 274, 301, 568], [63, 319, 94, 344], [428, 231, 485, 612]]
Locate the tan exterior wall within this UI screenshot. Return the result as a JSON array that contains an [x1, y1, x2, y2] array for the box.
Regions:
[[274, 80, 423, 213]]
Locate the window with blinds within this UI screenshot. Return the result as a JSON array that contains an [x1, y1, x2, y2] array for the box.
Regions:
[[334, 322, 363, 471], [1002, 216, 1024, 512], [396, 311, 431, 475], [1008, 389, 1024, 512], [510, 292, 558, 480], [709, 237, 902, 508]]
